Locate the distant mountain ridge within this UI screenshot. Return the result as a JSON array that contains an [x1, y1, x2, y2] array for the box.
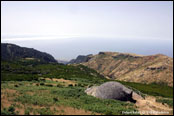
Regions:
[[69, 52, 173, 87], [56, 59, 69, 64], [68, 54, 93, 64], [1, 43, 57, 63]]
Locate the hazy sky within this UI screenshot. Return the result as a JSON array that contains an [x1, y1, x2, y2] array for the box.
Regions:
[[1, 1, 173, 60]]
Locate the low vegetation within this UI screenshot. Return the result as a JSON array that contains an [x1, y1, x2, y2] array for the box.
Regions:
[[156, 98, 173, 108], [117, 81, 173, 98], [1, 81, 137, 115], [1, 105, 18, 115], [1, 60, 173, 115]]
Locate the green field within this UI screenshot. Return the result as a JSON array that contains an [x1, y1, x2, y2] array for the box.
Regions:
[[1, 81, 137, 115], [1, 60, 173, 115]]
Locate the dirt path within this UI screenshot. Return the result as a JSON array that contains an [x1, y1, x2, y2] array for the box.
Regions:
[[133, 93, 173, 115]]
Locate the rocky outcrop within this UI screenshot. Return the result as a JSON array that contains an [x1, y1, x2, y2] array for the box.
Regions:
[[80, 52, 173, 87], [146, 66, 167, 71], [68, 54, 93, 64], [1, 43, 57, 63], [85, 81, 141, 103]]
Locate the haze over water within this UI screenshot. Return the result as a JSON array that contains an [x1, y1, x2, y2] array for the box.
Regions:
[[1, 1, 173, 60]]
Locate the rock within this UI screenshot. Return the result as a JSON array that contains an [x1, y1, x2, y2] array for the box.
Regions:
[[68, 55, 93, 64], [146, 66, 167, 71], [132, 92, 144, 101], [85, 81, 139, 103], [99, 52, 105, 55]]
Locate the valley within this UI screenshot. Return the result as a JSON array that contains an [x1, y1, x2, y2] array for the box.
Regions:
[[1, 59, 173, 115], [70, 52, 173, 87], [2, 1, 173, 115], [1, 43, 173, 115]]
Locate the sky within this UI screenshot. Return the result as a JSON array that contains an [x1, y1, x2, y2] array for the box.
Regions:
[[1, 1, 173, 60]]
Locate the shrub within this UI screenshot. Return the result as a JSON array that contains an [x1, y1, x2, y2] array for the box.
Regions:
[[104, 111, 114, 115], [88, 84, 93, 88], [8, 106, 15, 112], [36, 108, 54, 115], [1, 106, 17, 115], [78, 83, 85, 87], [40, 82, 44, 85], [18, 83, 23, 85], [57, 84, 63, 88], [14, 84, 19, 87], [53, 97, 59, 102], [1, 108, 10, 115], [33, 78, 39, 81], [156, 98, 173, 108], [39, 78, 45, 81], [25, 109, 30, 115], [83, 83, 88, 87], [68, 84, 73, 87], [45, 84, 53, 87]]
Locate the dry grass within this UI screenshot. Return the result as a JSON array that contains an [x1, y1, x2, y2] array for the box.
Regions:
[[1, 87, 98, 115], [135, 95, 173, 115], [45, 78, 77, 86]]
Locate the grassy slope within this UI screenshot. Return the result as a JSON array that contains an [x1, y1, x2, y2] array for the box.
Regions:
[[1, 60, 173, 115], [1, 81, 136, 115], [117, 81, 173, 98], [1, 60, 173, 98]]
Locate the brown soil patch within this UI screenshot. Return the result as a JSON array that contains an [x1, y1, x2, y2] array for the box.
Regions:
[[15, 105, 25, 115], [1, 88, 98, 115], [26, 89, 50, 96], [50, 105, 100, 115], [1, 88, 17, 95], [45, 78, 76, 86], [1, 96, 12, 108], [1, 88, 25, 114], [26, 91, 35, 96], [1, 89, 18, 104], [45, 78, 52, 81], [134, 95, 173, 115]]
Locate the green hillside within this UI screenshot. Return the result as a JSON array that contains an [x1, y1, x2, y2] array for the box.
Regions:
[[1, 60, 173, 115]]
